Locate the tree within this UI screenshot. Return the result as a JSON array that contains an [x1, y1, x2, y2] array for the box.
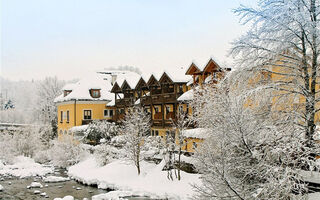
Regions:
[[121, 106, 150, 175], [231, 0, 320, 146], [191, 81, 319, 199], [170, 107, 192, 181], [4, 99, 15, 110], [37, 77, 64, 135]]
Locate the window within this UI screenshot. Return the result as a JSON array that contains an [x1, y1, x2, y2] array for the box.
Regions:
[[60, 111, 63, 123], [66, 111, 70, 123], [104, 110, 114, 117], [59, 130, 63, 135], [166, 106, 170, 114], [178, 85, 184, 93], [155, 130, 159, 136], [154, 107, 159, 113], [84, 110, 92, 120], [90, 89, 101, 98], [186, 104, 189, 114]]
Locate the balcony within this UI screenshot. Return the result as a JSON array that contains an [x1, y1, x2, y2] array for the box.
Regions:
[[165, 112, 175, 120], [153, 112, 163, 120]]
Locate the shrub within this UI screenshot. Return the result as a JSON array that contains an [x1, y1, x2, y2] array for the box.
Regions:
[[48, 138, 88, 168]]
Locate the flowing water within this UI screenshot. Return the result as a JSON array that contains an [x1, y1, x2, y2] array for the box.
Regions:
[[0, 169, 153, 200]]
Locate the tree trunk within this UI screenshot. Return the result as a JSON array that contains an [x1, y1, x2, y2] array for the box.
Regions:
[[178, 147, 181, 181]]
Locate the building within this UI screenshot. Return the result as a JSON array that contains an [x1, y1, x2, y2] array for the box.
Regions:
[[54, 58, 230, 152], [54, 70, 140, 139]]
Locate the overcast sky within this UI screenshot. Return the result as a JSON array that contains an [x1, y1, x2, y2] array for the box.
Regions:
[[1, 0, 257, 81]]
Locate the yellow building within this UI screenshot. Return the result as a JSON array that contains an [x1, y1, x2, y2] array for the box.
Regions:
[[54, 70, 140, 140]]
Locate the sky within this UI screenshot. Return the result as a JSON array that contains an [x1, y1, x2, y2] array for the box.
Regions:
[[1, 0, 257, 81]]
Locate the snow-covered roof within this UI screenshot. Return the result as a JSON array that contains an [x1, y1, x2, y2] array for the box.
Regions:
[[181, 128, 210, 139], [62, 83, 77, 91], [135, 99, 140, 105], [115, 71, 141, 89], [154, 68, 190, 83], [55, 71, 139, 103], [177, 89, 194, 102], [106, 97, 115, 107]]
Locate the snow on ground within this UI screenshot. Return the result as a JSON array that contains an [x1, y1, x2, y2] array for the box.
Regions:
[[0, 156, 53, 178], [92, 191, 136, 200], [308, 192, 320, 200], [53, 195, 74, 200], [0, 184, 3, 191], [298, 170, 320, 184], [68, 156, 201, 200], [43, 176, 70, 183]]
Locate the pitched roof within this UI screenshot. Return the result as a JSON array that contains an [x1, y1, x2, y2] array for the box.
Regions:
[[55, 70, 139, 103]]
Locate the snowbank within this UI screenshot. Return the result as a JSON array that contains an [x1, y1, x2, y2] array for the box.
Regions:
[[43, 176, 70, 183], [0, 156, 53, 178], [308, 192, 320, 200], [0, 184, 3, 191], [181, 128, 210, 139], [54, 196, 74, 200], [68, 157, 201, 199]]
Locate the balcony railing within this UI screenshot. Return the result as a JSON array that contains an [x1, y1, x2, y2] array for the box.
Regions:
[[153, 112, 163, 120], [165, 112, 175, 120]]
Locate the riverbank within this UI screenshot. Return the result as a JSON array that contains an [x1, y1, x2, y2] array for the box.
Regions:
[[68, 156, 201, 200]]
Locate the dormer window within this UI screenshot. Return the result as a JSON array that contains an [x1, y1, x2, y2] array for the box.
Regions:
[[90, 89, 101, 98], [63, 90, 72, 97]]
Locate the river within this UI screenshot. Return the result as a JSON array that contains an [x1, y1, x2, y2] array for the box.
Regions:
[[0, 169, 153, 200]]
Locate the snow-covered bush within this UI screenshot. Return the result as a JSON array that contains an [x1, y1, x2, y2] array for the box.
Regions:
[[93, 144, 122, 166], [0, 132, 16, 164], [142, 136, 165, 159], [84, 120, 118, 144], [33, 149, 51, 164], [48, 139, 88, 168], [13, 127, 41, 157]]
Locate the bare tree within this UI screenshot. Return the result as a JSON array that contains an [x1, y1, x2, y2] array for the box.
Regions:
[[122, 106, 150, 175], [231, 0, 320, 146]]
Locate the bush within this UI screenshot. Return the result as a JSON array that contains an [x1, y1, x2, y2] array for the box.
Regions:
[[33, 150, 51, 164], [93, 144, 126, 166], [48, 139, 88, 168], [84, 120, 118, 144]]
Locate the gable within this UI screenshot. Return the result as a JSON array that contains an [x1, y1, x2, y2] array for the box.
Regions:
[[185, 63, 201, 75], [147, 75, 160, 86], [203, 59, 220, 74], [159, 72, 173, 84], [121, 80, 132, 90], [111, 82, 121, 93], [135, 78, 148, 90]]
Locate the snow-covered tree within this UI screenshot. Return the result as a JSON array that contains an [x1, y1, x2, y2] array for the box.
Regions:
[[170, 107, 192, 180], [121, 106, 150, 175], [84, 120, 118, 144], [4, 99, 14, 110], [36, 76, 64, 134], [231, 0, 320, 146], [191, 80, 320, 199]]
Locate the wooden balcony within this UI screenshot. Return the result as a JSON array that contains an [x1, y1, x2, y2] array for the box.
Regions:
[[153, 112, 163, 120], [165, 112, 175, 120]]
